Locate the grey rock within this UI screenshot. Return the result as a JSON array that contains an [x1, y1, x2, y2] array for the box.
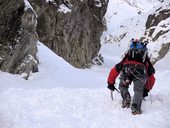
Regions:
[[145, 7, 170, 41], [153, 43, 170, 64], [30, 0, 108, 68], [0, 0, 38, 76], [142, 2, 170, 64]]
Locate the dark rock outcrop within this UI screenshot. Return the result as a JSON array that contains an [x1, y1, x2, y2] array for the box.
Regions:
[[0, 0, 38, 76], [142, 2, 170, 64], [30, 0, 108, 68], [145, 7, 170, 41], [155, 43, 170, 64], [0, 0, 108, 77]]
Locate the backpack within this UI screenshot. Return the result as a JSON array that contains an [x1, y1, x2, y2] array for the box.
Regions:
[[127, 39, 148, 63]]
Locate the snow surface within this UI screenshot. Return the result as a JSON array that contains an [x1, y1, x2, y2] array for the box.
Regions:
[[0, 0, 170, 128], [58, 4, 72, 14], [0, 41, 170, 128], [94, 0, 102, 7], [24, 0, 37, 17], [46, 0, 54, 2], [103, 0, 161, 36]]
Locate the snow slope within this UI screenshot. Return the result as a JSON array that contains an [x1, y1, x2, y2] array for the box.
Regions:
[[0, 42, 106, 91], [0, 41, 170, 128], [0, 0, 170, 128], [104, 0, 161, 35]]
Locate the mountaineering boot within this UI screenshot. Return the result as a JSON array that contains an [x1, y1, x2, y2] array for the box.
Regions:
[[131, 103, 142, 115], [122, 93, 131, 108]]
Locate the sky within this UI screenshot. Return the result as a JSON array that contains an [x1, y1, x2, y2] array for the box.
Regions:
[[0, 0, 170, 128]]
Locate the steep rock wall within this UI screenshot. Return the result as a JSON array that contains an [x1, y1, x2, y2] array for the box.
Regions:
[[30, 0, 108, 68], [143, 2, 170, 64], [0, 0, 38, 76]]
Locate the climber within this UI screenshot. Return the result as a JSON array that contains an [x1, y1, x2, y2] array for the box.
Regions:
[[107, 38, 155, 115]]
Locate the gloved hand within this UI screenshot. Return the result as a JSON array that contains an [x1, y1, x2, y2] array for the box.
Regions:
[[143, 88, 149, 97], [107, 82, 115, 91]]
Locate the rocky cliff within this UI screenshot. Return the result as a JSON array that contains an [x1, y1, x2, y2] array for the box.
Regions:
[[143, 2, 170, 64], [0, 0, 108, 77], [30, 0, 108, 68], [0, 0, 38, 77]]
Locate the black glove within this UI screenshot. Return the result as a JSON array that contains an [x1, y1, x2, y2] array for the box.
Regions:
[[107, 83, 115, 91], [143, 88, 149, 97]]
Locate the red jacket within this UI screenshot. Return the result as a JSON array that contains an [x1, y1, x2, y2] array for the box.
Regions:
[[107, 55, 155, 91]]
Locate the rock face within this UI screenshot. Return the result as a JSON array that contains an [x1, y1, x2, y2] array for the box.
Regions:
[[143, 2, 170, 64], [0, 0, 38, 76], [0, 0, 108, 76], [30, 0, 108, 68], [145, 6, 170, 41]]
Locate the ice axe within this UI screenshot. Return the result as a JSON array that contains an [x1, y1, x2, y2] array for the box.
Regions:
[[110, 87, 120, 101]]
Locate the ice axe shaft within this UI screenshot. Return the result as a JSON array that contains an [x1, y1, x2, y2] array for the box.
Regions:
[[111, 91, 114, 100], [110, 87, 120, 101], [115, 88, 120, 93]]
